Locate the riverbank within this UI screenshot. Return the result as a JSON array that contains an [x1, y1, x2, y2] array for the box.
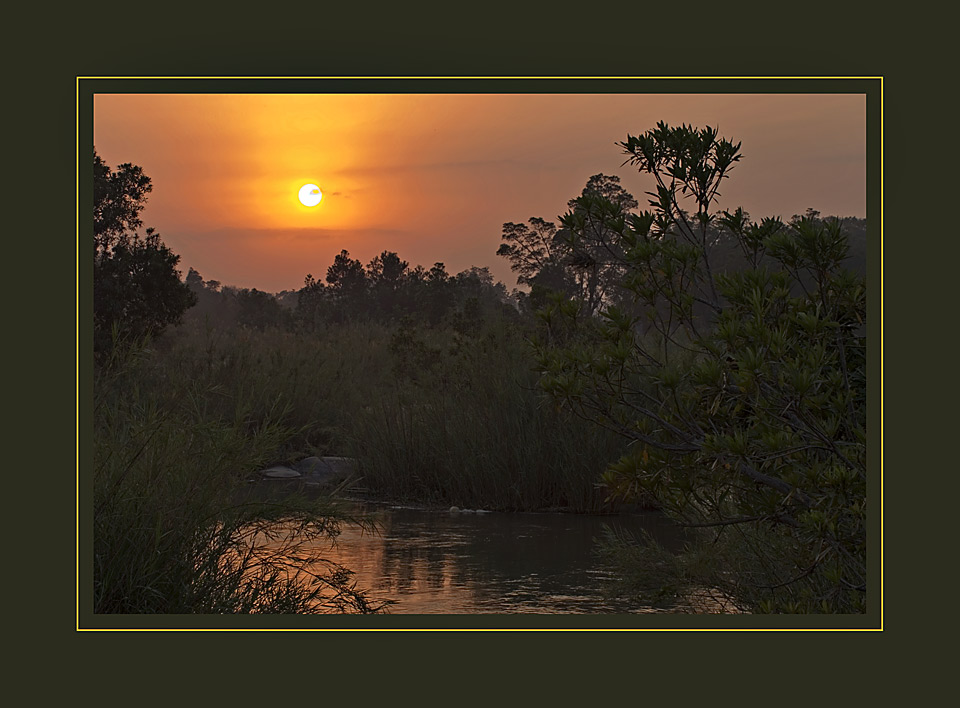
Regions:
[[134, 317, 635, 514], [247, 451, 659, 516], [93, 317, 646, 614]]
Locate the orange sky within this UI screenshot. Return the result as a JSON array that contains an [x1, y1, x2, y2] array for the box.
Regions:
[[93, 93, 866, 292]]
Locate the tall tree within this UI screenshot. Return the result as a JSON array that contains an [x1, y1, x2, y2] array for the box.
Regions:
[[94, 151, 153, 254], [322, 249, 368, 321], [93, 150, 196, 354], [497, 175, 641, 316], [535, 124, 866, 613], [560, 173, 640, 316], [497, 217, 566, 286], [367, 250, 409, 287], [325, 249, 368, 296], [367, 250, 410, 317]]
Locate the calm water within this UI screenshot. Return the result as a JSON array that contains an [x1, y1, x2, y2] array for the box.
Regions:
[[294, 503, 692, 614]]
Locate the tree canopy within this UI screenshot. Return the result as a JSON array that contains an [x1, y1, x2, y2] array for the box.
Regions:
[[514, 124, 867, 613], [93, 150, 196, 354]]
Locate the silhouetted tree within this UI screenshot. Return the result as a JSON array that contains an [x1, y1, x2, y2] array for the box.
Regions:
[[497, 175, 640, 317], [559, 174, 639, 315], [295, 273, 329, 328], [295, 250, 521, 330], [497, 218, 567, 287], [185, 267, 204, 292], [536, 123, 865, 612], [422, 261, 454, 324], [93, 150, 196, 354], [367, 250, 410, 317], [236, 288, 283, 329], [326, 250, 367, 296], [94, 151, 152, 253], [324, 249, 368, 320], [367, 250, 409, 286]]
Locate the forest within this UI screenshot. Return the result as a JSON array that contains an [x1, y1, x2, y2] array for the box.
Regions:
[[92, 123, 868, 615]]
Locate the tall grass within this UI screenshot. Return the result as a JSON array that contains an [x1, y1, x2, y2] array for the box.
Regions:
[[142, 314, 629, 513], [94, 310, 639, 609], [149, 318, 398, 457], [348, 320, 628, 511], [93, 341, 387, 614]]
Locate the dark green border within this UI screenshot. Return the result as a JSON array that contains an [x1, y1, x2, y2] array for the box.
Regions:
[[16, 2, 925, 698], [77, 76, 881, 632], [84, 76, 870, 94]]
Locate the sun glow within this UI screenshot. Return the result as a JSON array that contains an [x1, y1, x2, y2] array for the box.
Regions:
[[298, 183, 322, 207]]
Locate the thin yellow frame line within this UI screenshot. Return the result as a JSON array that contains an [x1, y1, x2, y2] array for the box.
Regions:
[[879, 76, 884, 631], [77, 77, 881, 631], [77, 75, 883, 80], [76, 75, 81, 632], [78, 627, 882, 632]]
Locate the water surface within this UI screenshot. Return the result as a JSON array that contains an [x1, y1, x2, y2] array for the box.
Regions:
[[308, 503, 689, 614]]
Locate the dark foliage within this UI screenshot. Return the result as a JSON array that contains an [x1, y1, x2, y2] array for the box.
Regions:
[[93, 150, 196, 354], [502, 124, 867, 613]]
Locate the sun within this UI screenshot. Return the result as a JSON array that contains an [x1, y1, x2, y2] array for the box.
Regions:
[[298, 183, 323, 207]]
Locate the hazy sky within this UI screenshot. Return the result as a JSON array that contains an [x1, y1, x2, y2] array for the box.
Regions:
[[93, 93, 866, 292]]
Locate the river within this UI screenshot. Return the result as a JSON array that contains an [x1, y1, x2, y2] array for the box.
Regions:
[[271, 501, 707, 614]]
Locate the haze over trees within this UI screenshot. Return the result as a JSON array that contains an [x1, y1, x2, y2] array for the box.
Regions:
[[91, 124, 868, 615], [182, 247, 517, 333]]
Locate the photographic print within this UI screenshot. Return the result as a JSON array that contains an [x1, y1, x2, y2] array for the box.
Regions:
[[82, 81, 878, 628]]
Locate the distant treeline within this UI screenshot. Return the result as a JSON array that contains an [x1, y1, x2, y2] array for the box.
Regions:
[[180, 204, 866, 335], [182, 252, 522, 332]]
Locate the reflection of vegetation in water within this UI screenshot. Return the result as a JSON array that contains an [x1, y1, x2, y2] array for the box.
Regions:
[[290, 507, 692, 614], [595, 527, 744, 614], [227, 517, 394, 614]]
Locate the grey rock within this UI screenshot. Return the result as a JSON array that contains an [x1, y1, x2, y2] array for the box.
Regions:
[[258, 456, 358, 488], [262, 466, 301, 479]]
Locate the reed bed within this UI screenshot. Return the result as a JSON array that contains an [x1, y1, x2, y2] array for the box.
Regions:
[[93, 314, 632, 612], [93, 339, 385, 614], [145, 315, 628, 512]]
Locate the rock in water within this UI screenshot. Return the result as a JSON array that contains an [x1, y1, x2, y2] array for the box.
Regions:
[[261, 466, 301, 479]]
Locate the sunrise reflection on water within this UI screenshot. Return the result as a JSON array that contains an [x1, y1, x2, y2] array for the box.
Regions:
[[279, 503, 699, 614]]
